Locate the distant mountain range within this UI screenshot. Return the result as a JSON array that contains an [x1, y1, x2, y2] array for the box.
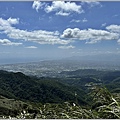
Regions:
[[1, 53, 120, 65], [64, 53, 120, 62]]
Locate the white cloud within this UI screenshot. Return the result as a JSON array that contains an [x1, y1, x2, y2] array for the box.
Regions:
[[61, 28, 119, 44], [82, 18, 88, 22], [70, 19, 81, 23], [106, 25, 120, 33], [116, 48, 119, 50], [56, 11, 70, 16], [101, 23, 106, 27], [89, 1, 101, 7], [0, 18, 70, 45], [0, 17, 19, 27], [25, 46, 37, 49], [0, 17, 19, 33], [82, 1, 101, 8], [117, 39, 120, 44], [7, 17, 19, 25], [1, 17, 120, 47], [0, 39, 22, 46], [32, 1, 43, 12], [85, 40, 100, 44], [7, 28, 70, 45], [70, 18, 87, 23], [58, 45, 75, 49], [45, 1, 84, 16]]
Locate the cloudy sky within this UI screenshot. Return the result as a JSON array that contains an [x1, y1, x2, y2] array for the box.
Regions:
[[0, 1, 120, 64]]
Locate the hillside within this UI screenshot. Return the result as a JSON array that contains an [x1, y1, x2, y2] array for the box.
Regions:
[[59, 69, 120, 92], [0, 95, 31, 118], [0, 70, 120, 119], [0, 70, 86, 104]]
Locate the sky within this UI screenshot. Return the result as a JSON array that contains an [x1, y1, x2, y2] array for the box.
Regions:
[[0, 1, 120, 64]]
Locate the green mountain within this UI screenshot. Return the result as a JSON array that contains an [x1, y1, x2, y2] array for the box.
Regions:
[[60, 69, 120, 93], [0, 70, 86, 104], [0, 70, 120, 119]]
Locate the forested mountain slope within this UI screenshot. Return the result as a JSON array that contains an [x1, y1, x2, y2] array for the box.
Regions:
[[0, 70, 86, 104], [0, 70, 120, 119]]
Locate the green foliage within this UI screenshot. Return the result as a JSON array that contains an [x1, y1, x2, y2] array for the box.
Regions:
[[0, 95, 31, 118], [15, 102, 96, 119], [0, 86, 120, 119], [90, 86, 120, 119], [0, 70, 86, 104], [97, 98, 120, 119]]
